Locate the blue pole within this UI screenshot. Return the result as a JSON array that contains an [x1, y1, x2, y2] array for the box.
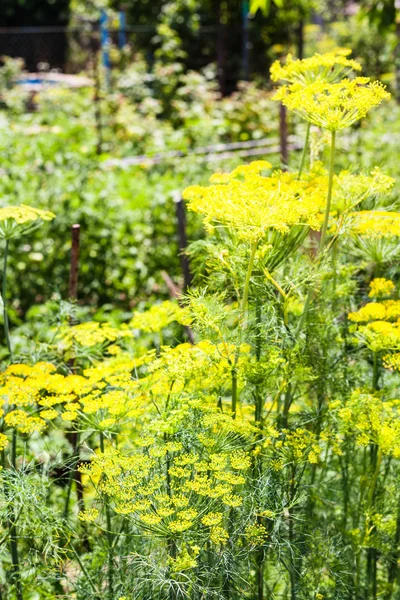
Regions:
[[241, 0, 250, 81], [118, 9, 127, 48], [100, 9, 111, 88]]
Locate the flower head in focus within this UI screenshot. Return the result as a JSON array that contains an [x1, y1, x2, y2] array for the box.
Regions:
[[183, 161, 323, 242], [273, 78, 390, 131], [0, 205, 55, 240], [270, 48, 361, 85]]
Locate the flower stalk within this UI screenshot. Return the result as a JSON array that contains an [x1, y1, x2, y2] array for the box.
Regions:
[[2, 240, 12, 360]]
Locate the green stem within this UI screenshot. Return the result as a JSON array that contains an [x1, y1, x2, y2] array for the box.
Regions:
[[9, 429, 22, 600], [231, 367, 238, 418], [368, 449, 382, 509], [99, 432, 114, 599], [240, 241, 258, 318], [298, 122, 311, 178], [2, 240, 12, 360], [318, 130, 336, 252], [231, 241, 258, 418], [372, 352, 380, 391], [70, 543, 100, 598]]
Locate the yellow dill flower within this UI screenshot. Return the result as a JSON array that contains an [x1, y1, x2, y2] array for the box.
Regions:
[[202, 512, 223, 526], [222, 493, 243, 507], [349, 302, 387, 323], [354, 320, 400, 353], [78, 508, 99, 522], [335, 390, 400, 457], [140, 513, 163, 526], [369, 278, 395, 298], [0, 432, 8, 451], [60, 321, 133, 348], [245, 523, 268, 546], [274, 78, 390, 131], [348, 211, 400, 238], [183, 162, 322, 242], [270, 48, 361, 84], [169, 550, 198, 573], [230, 449, 252, 470], [209, 525, 229, 545], [383, 352, 400, 371], [170, 548, 199, 572], [349, 300, 400, 323], [40, 409, 59, 420], [0, 204, 55, 240], [168, 518, 193, 532], [4, 410, 46, 434], [62, 411, 78, 422], [130, 300, 191, 333]]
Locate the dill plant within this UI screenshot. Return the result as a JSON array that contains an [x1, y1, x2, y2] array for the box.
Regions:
[[2, 49, 400, 600]]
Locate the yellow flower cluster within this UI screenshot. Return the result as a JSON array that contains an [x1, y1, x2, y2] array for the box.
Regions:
[[183, 161, 323, 242], [169, 547, 200, 572], [368, 278, 396, 299], [301, 163, 394, 216], [78, 508, 99, 522], [336, 390, 400, 457], [349, 300, 400, 323], [274, 78, 390, 131], [280, 428, 322, 464], [60, 321, 133, 349], [245, 523, 268, 546], [348, 211, 400, 238], [0, 204, 55, 240], [0, 362, 62, 434], [270, 48, 361, 84], [349, 299, 400, 355], [141, 340, 250, 401], [130, 301, 191, 333], [0, 356, 144, 433], [80, 433, 249, 545]]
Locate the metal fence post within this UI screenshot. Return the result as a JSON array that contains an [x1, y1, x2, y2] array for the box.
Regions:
[[100, 9, 111, 89]]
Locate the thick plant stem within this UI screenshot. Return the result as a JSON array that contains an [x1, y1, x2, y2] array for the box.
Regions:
[[366, 356, 381, 599], [99, 432, 114, 600], [231, 368, 238, 418], [386, 490, 400, 599], [372, 352, 380, 391], [231, 242, 258, 418], [8, 429, 22, 600], [298, 122, 311, 179], [2, 240, 12, 360], [319, 130, 336, 252], [240, 242, 258, 318]]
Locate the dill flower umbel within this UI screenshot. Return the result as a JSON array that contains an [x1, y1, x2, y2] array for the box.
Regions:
[[274, 77, 390, 131], [369, 278, 396, 299], [270, 48, 361, 84], [183, 161, 322, 242], [348, 298, 400, 355], [60, 321, 133, 348], [348, 210, 400, 237], [130, 300, 191, 333], [0, 204, 55, 240]]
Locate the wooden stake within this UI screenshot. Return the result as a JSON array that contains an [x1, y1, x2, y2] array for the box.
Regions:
[[68, 224, 80, 300], [279, 103, 289, 169], [174, 196, 192, 292]]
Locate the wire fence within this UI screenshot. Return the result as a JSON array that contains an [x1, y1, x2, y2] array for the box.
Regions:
[[0, 20, 257, 87]]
